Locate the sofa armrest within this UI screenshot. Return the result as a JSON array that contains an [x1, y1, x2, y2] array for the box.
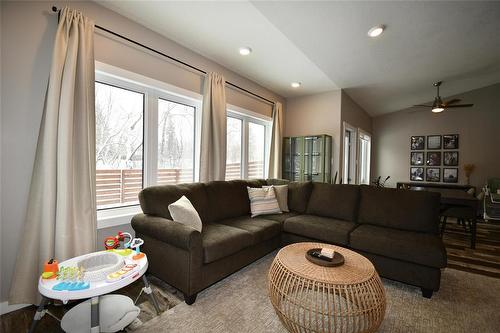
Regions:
[[131, 214, 201, 251]]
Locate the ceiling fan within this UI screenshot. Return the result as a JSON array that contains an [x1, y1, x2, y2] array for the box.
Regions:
[[413, 81, 473, 113]]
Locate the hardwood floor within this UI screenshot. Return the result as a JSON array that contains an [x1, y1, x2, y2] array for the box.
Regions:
[[443, 218, 500, 278]]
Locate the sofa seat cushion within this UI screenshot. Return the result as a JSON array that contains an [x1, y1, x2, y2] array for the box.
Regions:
[[218, 216, 281, 244], [201, 223, 253, 264], [349, 224, 447, 268], [264, 212, 299, 224], [283, 215, 357, 246]]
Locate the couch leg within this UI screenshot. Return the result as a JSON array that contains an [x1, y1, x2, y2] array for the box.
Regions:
[[421, 288, 433, 299], [184, 293, 197, 305]]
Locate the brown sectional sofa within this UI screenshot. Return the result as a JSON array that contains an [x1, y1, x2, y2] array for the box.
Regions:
[[132, 179, 447, 304]]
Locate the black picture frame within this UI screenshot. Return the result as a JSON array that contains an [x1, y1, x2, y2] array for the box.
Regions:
[[410, 136, 425, 150], [410, 167, 424, 181], [427, 135, 442, 150], [443, 168, 459, 183], [443, 134, 459, 149], [410, 152, 424, 166], [426, 167, 441, 182], [426, 152, 441, 166], [443, 151, 459, 166]]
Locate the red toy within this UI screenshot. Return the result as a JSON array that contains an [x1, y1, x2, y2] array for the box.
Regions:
[[104, 232, 132, 250]]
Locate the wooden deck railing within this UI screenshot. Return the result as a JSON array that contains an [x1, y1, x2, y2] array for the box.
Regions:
[[96, 161, 264, 208]]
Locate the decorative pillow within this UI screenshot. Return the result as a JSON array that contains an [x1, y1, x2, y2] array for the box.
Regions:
[[168, 195, 202, 232], [247, 186, 282, 218], [263, 185, 289, 212]]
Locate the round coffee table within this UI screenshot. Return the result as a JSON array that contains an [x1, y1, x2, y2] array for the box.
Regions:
[[268, 242, 386, 333]]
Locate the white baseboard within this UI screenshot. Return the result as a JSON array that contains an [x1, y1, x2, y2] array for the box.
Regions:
[[0, 301, 30, 315]]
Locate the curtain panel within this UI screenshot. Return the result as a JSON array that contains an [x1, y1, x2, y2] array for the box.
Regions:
[[268, 102, 284, 179], [200, 72, 227, 182], [9, 7, 97, 304]]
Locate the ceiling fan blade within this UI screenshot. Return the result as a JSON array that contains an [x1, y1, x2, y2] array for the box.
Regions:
[[445, 104, 474, 108], [413, 104, 433, 107], [444, 98, 461, 106]]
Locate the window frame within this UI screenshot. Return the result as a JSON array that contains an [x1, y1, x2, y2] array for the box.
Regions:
[[95, 63, 202, 226], [227, 105, 272, 180], [94, 79, 146, 212]]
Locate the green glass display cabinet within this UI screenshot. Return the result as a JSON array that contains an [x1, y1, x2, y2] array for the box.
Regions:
[[282, 135, 332, 183]]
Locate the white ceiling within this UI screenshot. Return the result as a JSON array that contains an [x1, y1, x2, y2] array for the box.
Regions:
[[97, 1, 500, 116]]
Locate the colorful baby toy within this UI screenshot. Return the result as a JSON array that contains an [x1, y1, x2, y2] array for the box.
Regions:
[[104, 231, 132, 250]]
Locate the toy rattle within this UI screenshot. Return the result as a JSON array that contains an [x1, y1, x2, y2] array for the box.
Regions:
[[129, 238, 145, 260], [104, 231, 132, 250]]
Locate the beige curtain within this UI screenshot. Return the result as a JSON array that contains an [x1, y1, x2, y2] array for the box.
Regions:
[[268, 102, 284, 179], [9, 7, 96, 305], [200, 72, 227, 182]]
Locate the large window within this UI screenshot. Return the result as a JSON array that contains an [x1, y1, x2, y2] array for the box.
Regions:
[[95, 72, 200, 210], [225, 109, 270, 180], [95, 82, 144, 209]]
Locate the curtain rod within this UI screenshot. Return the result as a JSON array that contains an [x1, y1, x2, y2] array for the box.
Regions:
[[51, 6, 275, 106]]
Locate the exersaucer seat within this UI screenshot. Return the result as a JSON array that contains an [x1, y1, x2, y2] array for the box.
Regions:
[[60, 294, 140, 332], [77, 252, 124, 282]]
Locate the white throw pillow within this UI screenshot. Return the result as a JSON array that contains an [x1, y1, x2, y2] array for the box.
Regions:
[[168, 195, 202, 232], [247, 186, 282, 218], [263, 185, 289, 212]]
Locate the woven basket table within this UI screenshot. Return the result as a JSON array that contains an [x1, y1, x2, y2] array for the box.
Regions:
[[268, 242, 386, 333]]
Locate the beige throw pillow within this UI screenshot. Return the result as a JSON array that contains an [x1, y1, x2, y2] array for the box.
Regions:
[[247, 186, 282, 218], [168, 195, 202, 232], [263, 185, 289, 212]]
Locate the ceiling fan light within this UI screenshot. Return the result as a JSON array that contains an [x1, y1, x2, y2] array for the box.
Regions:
[[432, 107, 444, 113]]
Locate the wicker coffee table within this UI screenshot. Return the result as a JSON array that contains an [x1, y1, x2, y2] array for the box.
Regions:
[[268, 242, 386, 333]]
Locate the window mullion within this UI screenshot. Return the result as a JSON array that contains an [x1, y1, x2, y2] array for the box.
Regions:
[[242, 119, 249, 179], [145, 91, 159, 187]]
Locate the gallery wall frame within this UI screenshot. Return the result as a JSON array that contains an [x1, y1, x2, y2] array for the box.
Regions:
[[409, 134, 460, 183]]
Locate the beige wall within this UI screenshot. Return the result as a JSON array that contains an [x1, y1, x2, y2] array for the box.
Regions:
[[372, 83, 500, 190], [340, 91, 373, 134], [285, 90, 342, 177], [284, 90, 373, 182], [0, 1, 284, 304]]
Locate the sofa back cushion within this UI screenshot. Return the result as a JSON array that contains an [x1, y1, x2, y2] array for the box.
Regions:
[[306, 183, 360, 221], [139, 183, 211, 222], [287, 181, 313, 213], [205, 179, 266, 221], [358, 185, 440, 234]]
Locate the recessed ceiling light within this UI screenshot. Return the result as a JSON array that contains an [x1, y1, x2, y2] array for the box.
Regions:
[[239, 47, 252, 56], [291, 82, 301, 88], [367, 25, 385, 38]]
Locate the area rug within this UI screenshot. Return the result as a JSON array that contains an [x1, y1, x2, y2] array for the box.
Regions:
[[133, 252, 500, 333]]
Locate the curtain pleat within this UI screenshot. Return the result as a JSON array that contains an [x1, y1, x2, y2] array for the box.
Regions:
[[9, 7, 96, 305], [200, 72, 227, 182], [268, 102, 283, 179]]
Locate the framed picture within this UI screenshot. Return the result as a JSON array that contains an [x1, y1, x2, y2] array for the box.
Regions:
[[426, 152, 441, 166], [410, 136, 425, 150], [443, 168, 458, 183], [410, 167, 424, 181], [443, 134, 459, 149], [426, 168, 441, 182], [443, 151, 459, 166], [410, 152, 424, 166], [427, 135, 442, 150]]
